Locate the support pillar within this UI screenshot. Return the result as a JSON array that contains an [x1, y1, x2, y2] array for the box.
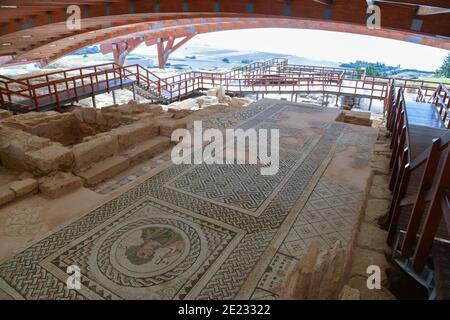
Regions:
[[100, 38, 143, 66], [132, 84, 136, 101], [112, 90, 116, 104], [155, 33, 196, 69]]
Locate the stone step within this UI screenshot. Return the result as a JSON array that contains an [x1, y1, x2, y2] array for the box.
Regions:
[[122, 136, 171, 164], [39, 172, 83, 199], [75, 155, 130, 187]]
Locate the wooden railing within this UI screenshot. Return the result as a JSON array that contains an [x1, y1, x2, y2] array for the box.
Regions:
[[428, 84, 450, 129], [368, 75, 441, 101], [386, 85, 450, 273]]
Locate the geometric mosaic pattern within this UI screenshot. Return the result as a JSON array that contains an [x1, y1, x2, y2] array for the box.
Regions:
[[0, 101, 374, 300], [253, 179, 363, 299], [165, 147, 309, 215], [284, 179, 363, 254]]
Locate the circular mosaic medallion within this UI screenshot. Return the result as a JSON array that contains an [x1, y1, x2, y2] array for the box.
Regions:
[[97, 218, 201, 287]]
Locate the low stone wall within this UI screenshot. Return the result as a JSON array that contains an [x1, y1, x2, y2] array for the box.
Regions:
[[0, 93, 253, 207], [0, 101, 191, 205]]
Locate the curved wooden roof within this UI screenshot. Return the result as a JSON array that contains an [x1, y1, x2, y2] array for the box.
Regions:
[[0, 0, 449, 66]]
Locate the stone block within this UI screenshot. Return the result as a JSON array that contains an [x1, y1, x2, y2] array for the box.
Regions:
[[336, 110, 372, 126], [0, 143, 29, 171], [81, 108, 98, 124], [206, 88, 219, 97], [373, 174, 390, 187], [100, 104, 120, 113], [111, 121, 159, 150], [9, 178, 38, 197], [0, 126, 52, 171], [374, 143, 391, 154], [365, 199, 390, 224], [196, 96, 219, 107], [75, 156, 129, 186], [123, 136, 170, 164], [369, 184, 391, 200], [0, 110, 11, 119], [356, 222, 390, 253], [25, 144, 73, 174], [72, 134, 119, 169], [101, 112, 122, 127], [371, 154, 390, 170], [168, 98, 199, 110], [159, 120, 187, 137], [230, 97, 250, 108], [0, 187, 15, 206], [39, 172, 83, 199]]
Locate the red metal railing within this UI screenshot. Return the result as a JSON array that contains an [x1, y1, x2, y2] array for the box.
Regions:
[[0, 62, 125, 111], [1, 57, 447, 112]]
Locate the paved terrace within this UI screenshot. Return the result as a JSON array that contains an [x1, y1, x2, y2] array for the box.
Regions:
[[0, 99, 378, 299]]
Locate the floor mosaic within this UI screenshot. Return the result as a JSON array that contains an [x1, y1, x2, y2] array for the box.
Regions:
[[0, 100, 375, 300]]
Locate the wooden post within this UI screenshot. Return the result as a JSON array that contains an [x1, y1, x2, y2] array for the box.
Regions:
[[412, 146, 450, 272], [387, 149, 411, 245], [401, 138, 442, 257]]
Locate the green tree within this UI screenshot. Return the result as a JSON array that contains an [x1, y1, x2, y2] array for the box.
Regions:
[[365, 65, 382, 77], [436, 53, 450, 78]]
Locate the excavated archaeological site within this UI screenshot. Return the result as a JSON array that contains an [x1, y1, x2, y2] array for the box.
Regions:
[[0, 87, 402, 300]]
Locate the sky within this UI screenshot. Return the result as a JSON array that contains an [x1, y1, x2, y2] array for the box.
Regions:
[[136, 28, 449, 72]]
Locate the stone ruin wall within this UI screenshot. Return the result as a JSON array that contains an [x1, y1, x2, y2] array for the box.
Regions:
[[0, 102, 188, 205], [0, 90, 253, 207]]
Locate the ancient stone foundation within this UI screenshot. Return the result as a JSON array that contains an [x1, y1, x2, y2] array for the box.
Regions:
[[0, 89, 253, 207], [0, 101, 191, 206]]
